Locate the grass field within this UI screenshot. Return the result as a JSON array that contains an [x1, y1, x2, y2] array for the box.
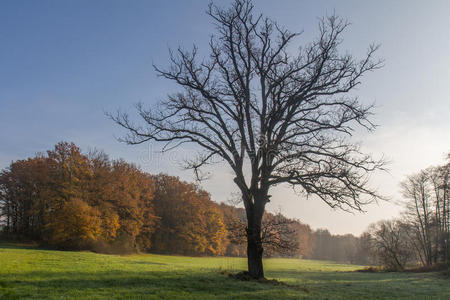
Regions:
[[0, 243, 448, 299]]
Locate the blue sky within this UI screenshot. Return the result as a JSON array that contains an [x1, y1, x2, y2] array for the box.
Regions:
[[1, 0, 449, 235]]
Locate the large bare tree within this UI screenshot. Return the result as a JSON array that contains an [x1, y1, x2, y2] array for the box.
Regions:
[[111, 0, 385, 278]]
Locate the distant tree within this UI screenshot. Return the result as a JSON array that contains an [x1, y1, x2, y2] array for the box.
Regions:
[[291, 221, 313, 258], [354, 232, 373, 265], [367, 220, 415, 270], [151, 175, 227, 256], [218, 203, 247, 256], [46, 142, 93, 207], [46, 198, 102, 249], [401, 171, 435, 266], [0, 156, 49, 238], [107, 160, 157, 251], [302, 228, 370, 264], [310, 229, 333, 261], [400, 156, 450, 265], [111, 0, 384, 278], [429, 158, 449, 263], [86, 151, 121, 243], [361, 152, 450, 268]]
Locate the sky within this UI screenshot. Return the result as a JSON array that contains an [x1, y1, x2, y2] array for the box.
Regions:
[[1, 0, 449, 235]]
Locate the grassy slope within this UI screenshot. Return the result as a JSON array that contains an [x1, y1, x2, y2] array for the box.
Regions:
[[0, 244, 448, 299]]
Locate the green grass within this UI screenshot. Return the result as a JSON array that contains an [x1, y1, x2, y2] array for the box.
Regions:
[[0, 243, 448, 299]]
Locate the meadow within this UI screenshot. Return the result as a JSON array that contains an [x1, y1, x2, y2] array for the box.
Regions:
[[0, 243, 448, 299]]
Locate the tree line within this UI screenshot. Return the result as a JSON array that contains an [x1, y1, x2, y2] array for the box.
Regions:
[[362, 155, 449, 270], [0, 142, 226, 254], [3, 142, 445, 268], [0, 142, 374, 262], [0, 142, 158, 252], [0, 142, 281, 256]]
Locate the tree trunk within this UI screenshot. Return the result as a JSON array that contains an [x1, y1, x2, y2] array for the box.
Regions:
[[247, 220, 264, 279], [245, 191, 266, 279]]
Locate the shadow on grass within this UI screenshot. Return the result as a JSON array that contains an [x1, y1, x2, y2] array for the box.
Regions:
[[267, 269, 447, 299], [126, 260, 168, 266], [3, 268, 448, 299], [0, 242, 39, 250], [1, 244, 448, 299], [1, 269, 302, 299]]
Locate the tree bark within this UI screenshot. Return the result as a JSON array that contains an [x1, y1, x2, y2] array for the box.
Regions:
[[247, 219, 264, 279], [245, 191, 266, 279]]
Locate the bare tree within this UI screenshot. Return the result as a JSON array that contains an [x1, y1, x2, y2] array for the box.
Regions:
[[431, 157, 450, 263], [401, 157, 450, 265], [367, 220, 415, 270], [110, 0, 384, 278], [401, 171, 434, 266]]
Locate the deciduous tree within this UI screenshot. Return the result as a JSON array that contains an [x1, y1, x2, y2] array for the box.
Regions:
[[151, 175, 227, 255], [111, 0, 384, 278]]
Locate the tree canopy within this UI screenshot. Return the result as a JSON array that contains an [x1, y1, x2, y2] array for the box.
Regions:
[[111, 0, 385, 278]]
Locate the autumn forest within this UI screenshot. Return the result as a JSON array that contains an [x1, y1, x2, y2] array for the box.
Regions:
[[1, 141, 373, 263]]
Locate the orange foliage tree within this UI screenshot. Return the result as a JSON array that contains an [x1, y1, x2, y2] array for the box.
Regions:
[[150, 175, 227, 255], [0, 142, 158, 252], [46, 198, 102, 249]]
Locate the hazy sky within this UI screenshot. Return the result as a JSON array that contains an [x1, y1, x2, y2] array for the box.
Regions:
[[1, 0, 449, 235]]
